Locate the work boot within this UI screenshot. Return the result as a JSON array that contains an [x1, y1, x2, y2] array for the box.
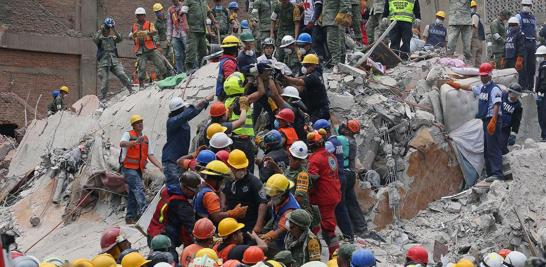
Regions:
[[484, 175, 500, 183], [125, 217, 137, 224]]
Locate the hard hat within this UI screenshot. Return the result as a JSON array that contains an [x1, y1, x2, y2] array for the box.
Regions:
[[104, 17, 115, 27], [313, 119, 331, 130], [135, 7, 146, 15], [242, 246, 266, 265], [14, 257, 40, 267], [480, 253, 503, 267], [288, 209, 312, 228], [240, 32, 255, 42], [193, 218, 216, 239], [281, 86, 301, 100], [263, 130, 283, 147], [207, 123, 228, 139], [504, 251, 527, 267], [223, 260, 241, 267], [274, 251, 296, 266], [301, 262, 328, 267], [508, 16, 520, 25], [100, 226, 127, 252], [209, 132, 233, 149], [227, 149, 249, 169], [221, 35, 241, 48], [152, 3, 164, 12], [91, 254, 117, 267], [435, 11, 446, 18], [264, 174, 294, 197], [148, 251, 174, 266], [275, 108, 295, 124], [52, 90, 60, 98], [39, 263, 56, 267], [218, 217, 245, 237], [289, 141, 308, 159], [453, 259, 474, 267], [44, 257, 66, 267], [296, 33, 312, 44], [327, 259, 338, 267], [169, 96, 188, 112], [521, 0, 532, 5], [216, 150, 229, 163], [121, 252, 150, 267], [262, 38, 275, 47], [118, 249, 139, 264], [470, 1, 477, 7], [130, 115, 143, 125], [302, 54, 319, 65], [266, 260, 284, 267], [196, 150, 217, 165], [72, 259, 94, 267], [478, 62, 494, 76], [498, 249, 512, 258], [223, 72, 245, 96], [509, 83, 523, 95], [180, 171, 202, 191], [195, 248, 222, 265], [154, 263, 172, 267], [347, 120, 361, 133], [201, 160, 232, 177], [10, 250, 25, 259], [406, 245, 429, 265], [280, 35, 296, 48], [241, 20, 249, 29], [536, 45, 546, 55], [210, 102, 227, 117], [189, 256, 219, 267], [306, 131, 323, 143], [150, 235, 171, 251], [60, 85, 70, 94], [351, 249, 376, 267], [228, 1, 239, 10]]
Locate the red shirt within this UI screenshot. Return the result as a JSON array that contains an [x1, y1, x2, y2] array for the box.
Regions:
[[307, 147, 341, 206], [220, 54, 238, 80]]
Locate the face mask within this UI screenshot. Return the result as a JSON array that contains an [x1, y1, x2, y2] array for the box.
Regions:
[[298, 47, 306, 55], [284, 220, 291, 231], [284, 48, 293, 55], [435, 18, 443, 24], [522, 6, 531, 12], [245, 50, 255, 56], [274, 119, 280, 129], [301, 66, 308, 74], [234, 170, 246, 179], [538, 57, 544, 64]]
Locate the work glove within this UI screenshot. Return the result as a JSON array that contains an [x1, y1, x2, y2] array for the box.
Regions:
[[260, 230, 278, 242], [227, 203, 248, 218], [515, 56, 524, 71], [487, 116, 497, 135], [447, 80, 462, 89], [239, 96, 249, 111], [508, 132, 517, 146], [335, 12, 353, 27]]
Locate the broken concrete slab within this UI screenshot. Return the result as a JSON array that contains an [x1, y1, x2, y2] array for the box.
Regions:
[[72, 95, 100, 116], [327, 91, 355, 111], [337, 63, 368, 79]]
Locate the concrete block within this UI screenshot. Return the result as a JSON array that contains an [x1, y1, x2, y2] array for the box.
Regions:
[[337, 63, 368, 79], [446, 201, 462, 213], [327, 91, 354, 110]]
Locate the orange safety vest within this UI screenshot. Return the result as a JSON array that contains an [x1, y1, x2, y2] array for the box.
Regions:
[[123, 130, 149, 171], [213, 243, 237, 262], [132, 21, 156, 53], [279, 127, 299, 148]]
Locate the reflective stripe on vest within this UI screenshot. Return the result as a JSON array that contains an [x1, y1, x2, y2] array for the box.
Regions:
[[159, 194, 188, 224], [388, 0, 415, 23], [123, 130, 149, 171], [132, 21, 156, 53], [225, 97, 255, 136]]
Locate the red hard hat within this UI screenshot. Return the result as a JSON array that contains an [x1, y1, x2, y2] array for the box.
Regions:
[[347, 120, 361, 133], [406, 245, 429, 264], [210, 102, 227, 117], [242, 246, 266, 265], [499, 248, 512, 258], [100, 226, 126, 253], [215, 150, 229, 163], [479, 62, 494, 76], [10, 250, 24, 259], [275, 108, 295, 124], [192, 218, 216, 240], [223, 260, 242, 267]]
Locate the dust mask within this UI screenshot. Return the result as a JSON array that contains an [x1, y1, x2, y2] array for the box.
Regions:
[[522, 6, 531, 12], [435, 18, 443, 24], [298, 47, 306, 55], [538, 57, 544, 64], [284, 48, 293, 55], [245, 50, 255, 56], [301, 66, 308, 74]]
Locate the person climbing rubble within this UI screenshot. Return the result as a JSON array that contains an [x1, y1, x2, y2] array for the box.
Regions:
[[504, 17, 525, 73], [47, 86, 70, 115], [500, 83, 523, 154], [423, 11, 447, 50], [447, 0, 473, 62], [382, 0, 421, 60], [514, 0, 537, 91], [490, 10, 511, 68]]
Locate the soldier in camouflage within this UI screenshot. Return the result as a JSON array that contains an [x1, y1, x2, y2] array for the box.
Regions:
[[350, 0, 363, 45], [211, 0, 230, 42], [365, 0, 385, 44], [284, 209, 322, 266], [490, 10, 511, 68], [271, 0, 301, 62], [446, 0, 473, 62], [184, 0, 218, 70], [321, 0, 351, 66], [251, 0, 273, 54]]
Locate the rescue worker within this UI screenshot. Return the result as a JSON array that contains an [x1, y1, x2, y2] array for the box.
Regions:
[[269, 85, 308, 140], [321, 0, 351, 66], [490, 10, 511, 68], [162, 96, 211, 194], [515, 0, 537, 91], [195, 100, 248, 148], [274, 250, 297, 267], [500, 83, 523, 154], [177, 149, 217, 172], [448, 63, 504, 181], [149, 235, 174, 264], [153, 4, 170, 60], [91, 254, 117, 267], [257, 38, 277, 63], [295, 33, 315, 65], [180, 218, 216, 267], [241, 20, 252, 35], [405, 245, 429, 266], [94, 18, 133, 99], [350, 0, 363, 46], [251, 0, 273, 53], [423, 11, 447, 49], [211, 0, 230, 39], [257, 130, 290, 182], [279, 35, 301, 75], [228, 2, 240, 34], [167, 0, 188, 73], [504, 251, 528, 267], [209, 132, 234, 153], [131, 7, 169, 88], [284, 209, 321, 265], [121, 252, 150, 267], [504, 17, 525, 73], [469, 1, 485, 67], [536, 45, 546, 141], [224, 149, 269, 233], [306, 131, 341, 257], [366, 0, 385, 44], [479, 253, 503, 267], [271, 0, 301, 63], [194, 160, 248, 223], [120, 115, 162, 224], [238, 32, 258, 75], [216, 35, 240, 101], [214, 217, 268, 262], [147, 187, 171, 241], [382, 0, 421, 60], [187, 249, 222, 267], [100, 226, 132, 261], [185, 0, 217, 70], [275, 108, 299, 148], [47, 85, 70, 115], [446, 0, 473, 62]]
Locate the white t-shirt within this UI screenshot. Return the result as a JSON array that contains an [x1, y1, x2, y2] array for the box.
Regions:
[[119, 131, 154, 162]]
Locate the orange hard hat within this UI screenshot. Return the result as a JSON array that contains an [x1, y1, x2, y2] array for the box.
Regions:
[[223, 260, 242, 267], [100, 226, 126, 253], [210, 102, 227, 117], [406, 245, 429, 265], [479, 62, 494, 76], [499, 249, 512, 258], [275, 108, 295, 124], [242, 246, 266, 265], [347, 120, 361, 133], [193, 218, 216, 240], [306, 131, 323, 143]]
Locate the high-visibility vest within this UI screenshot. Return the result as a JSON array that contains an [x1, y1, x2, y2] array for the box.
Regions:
[[132, 21, 156, 53], [388, 0, 415, 23], [279, 127, 298, 148], [225, 97, 255, 137], [123, 130, 149, 171]]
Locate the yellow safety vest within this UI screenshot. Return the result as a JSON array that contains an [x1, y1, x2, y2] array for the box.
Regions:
[[388, 0, 415, 23], [225, 97, 255, 137]]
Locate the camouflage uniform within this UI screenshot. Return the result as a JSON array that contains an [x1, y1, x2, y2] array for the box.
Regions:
[[285, 166, 321, 228], [365, 0, 386, 44], [272, 1, 301, 62], [284, 210, 322, 266], [252, 0, 273, 53], [447, 0, 472, 61], [321, 0, 351, 65], [351, 0, 363, 44], [185, 0, 211, 70], [490, 17, 507, 68], [132, 22, 169, 84]]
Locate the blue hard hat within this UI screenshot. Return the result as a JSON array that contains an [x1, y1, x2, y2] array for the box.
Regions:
[[296, 33, 312, 44], [196, 150, 216, 165], [104, 17, 115, 27], [313, 119, 331, 130], [241, 20, 249, 29], [264, 129, 283, 147], [228, 1, 239, 10], [351, 249, 376, 267], [52, 90, 60, 98]]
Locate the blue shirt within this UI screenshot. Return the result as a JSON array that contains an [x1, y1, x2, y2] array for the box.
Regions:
[[162, 105, 204, 163], [472, 81, 502, 117]]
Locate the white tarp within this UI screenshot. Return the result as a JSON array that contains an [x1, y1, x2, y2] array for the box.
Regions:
[[449, 119, 484, 176]]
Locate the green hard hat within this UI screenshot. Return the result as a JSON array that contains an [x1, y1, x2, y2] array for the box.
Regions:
[[288, 209, 312, 228], [274, 250, 296, 265], [240, 32, 255, 42], [151, 235, 172, 250], [337, 243, 356, 261]]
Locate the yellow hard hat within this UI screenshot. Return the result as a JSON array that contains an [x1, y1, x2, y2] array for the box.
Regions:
[[218, 217, 245, 237], [264, 174, 294, 197], [195, 248, 222, 265], [130, 115, 143, 125], [72, 259, 94, 267], [91, 254, 117, 267], [201, 160, 232, 176], [301, 54, 319, 65], [470, 1, 477, 7], [207, 123, 228, 139], [152, 3, 163, 12], [121, 252, 150, 267], [453, 259, 475, 267], [60, 85, 70, 94], [327, 259, 338, 267], [227, 149, 249, 169], [221, 35, 241, 48], [223, 72, 245, 96], [266, 260, 284, 267], [40, 263, 57, 267], [435, 11, 446, 18]]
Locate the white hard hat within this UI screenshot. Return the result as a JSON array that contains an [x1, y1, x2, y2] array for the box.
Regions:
[[508, 17, 520, 25], [521, 0, 532, 5], [504, 251, 527, 267], [280, 35, 295, 48], [169, 96, 188, 112], [154, 263, 172, 267], [281, 86, 301, 100], [135, 7, 146, 15], [301, 261, 327, 267], [536, 45, 546, 55], [289, 141, 308, 159], [209, 132, 233, 149], [480, 253, 503, 267]]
